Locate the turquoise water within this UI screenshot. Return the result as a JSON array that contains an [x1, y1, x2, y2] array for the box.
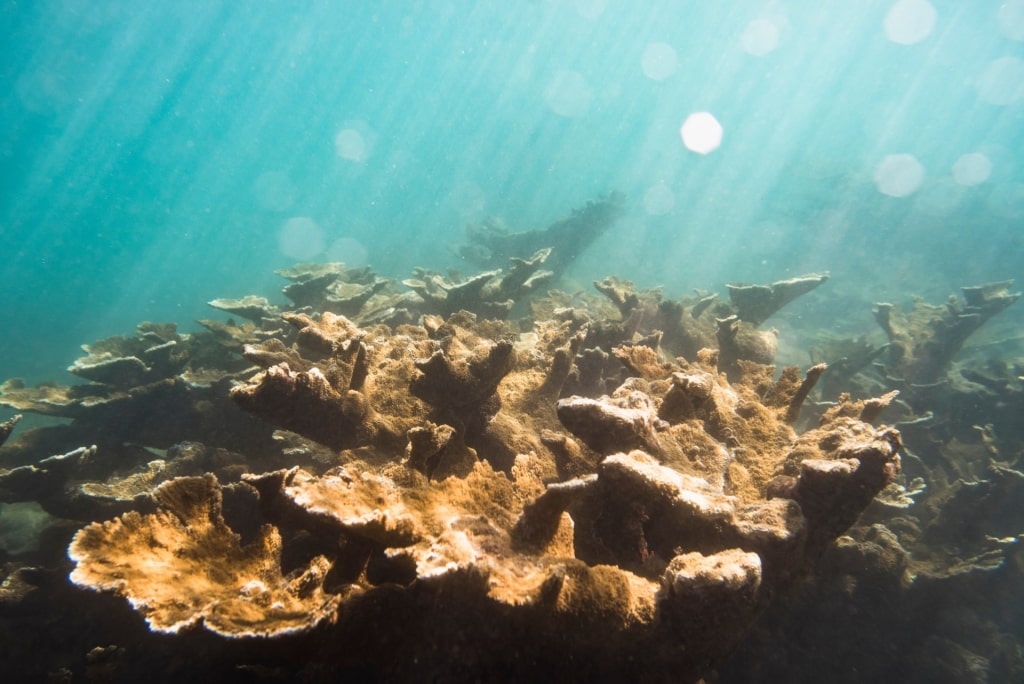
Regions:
[[1, 0, 1022, 379]]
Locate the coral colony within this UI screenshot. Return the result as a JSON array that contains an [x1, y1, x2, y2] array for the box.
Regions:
[[1, 196, 1021, 681]]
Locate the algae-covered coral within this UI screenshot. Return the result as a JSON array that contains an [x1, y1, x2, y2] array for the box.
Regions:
[[0, 198, 1020, 682]]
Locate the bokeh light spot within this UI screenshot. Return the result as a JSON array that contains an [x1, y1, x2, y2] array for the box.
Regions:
[[951, 153, 992, 186], [680, 112, 723, 155], [334, 128, 369, 162], [641, 43, 678, 81], [884, 0, 936, 45], [976, 57, 1024, 105], [741, 19, 780, 56], [279, 217, 325, 260], [874, 154, 925, 197]]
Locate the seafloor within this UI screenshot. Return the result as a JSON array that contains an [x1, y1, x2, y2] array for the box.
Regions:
[[1, 197, 1021, 683]]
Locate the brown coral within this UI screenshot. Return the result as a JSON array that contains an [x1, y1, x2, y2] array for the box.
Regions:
[[0, 197, 955, 682], [68, 474, 341, 637], [873, 280, 1020, 385]]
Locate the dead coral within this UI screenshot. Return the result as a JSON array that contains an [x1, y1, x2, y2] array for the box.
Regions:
[[809, 334, 889, 399], [410, 329, 515, 413], [230, 363, 370, 451], [0, 320, 269, 458], [727, 273, 830, 328], [873, 280, 1020, 385], [268, 261, 414, 326], [716, 314, 779, 378], [405, 248, 553, 319], [457, 193, 625, 276], [581, 272, 828, 375], [555, 352, 840, 501], [231, 313, 432, 454], [555, 387, 666, 457], [0, 413, 20, 447], [207, 295, 281, 324], [8, 195, 985, 681], [0, 444, 98, 510], [68, 474, 341, 637], [58, 313, 901, 679]]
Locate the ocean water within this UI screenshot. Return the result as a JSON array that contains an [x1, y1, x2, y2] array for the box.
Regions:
[[1, 0, 1023, 679], [3, 0, 1022, 386]]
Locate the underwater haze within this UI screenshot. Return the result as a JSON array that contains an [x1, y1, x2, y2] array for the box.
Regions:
[[2, 2, 1024, 681], [3, 0, 1023, 385]]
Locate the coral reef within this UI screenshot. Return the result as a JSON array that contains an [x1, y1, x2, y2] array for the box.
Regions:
[[0, 320, 283, 522], [718, 284, 1023, 683], [60, 328, 900, 679], [457, 193, 625, 276], [68, 474, 341, 638], [727, 273, 831, 328], [404, 247, 553, 319], [1, 201, 1019, 682], [721, 445, 1024, 683], [873, 280, 1020, 385], [552, 271, 829, 381], [0, 414, 20, 447], [0, 322, 271, 456]]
